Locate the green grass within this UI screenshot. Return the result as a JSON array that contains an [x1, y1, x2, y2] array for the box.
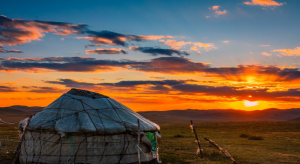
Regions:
[[1, 122, 300, 163]]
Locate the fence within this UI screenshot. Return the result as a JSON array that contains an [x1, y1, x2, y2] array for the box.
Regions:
[[0, 139, 20, 161]]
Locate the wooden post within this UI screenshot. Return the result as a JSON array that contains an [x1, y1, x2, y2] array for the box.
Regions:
[[137, 119, 141, 164], [204, 138, 238, 164], [12, 116, 32, 164], [191, 120, 203, 158]]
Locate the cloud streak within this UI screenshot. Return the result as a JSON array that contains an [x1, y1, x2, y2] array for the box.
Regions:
[[86, 48, 126, 55], [130, 47, 189, 56]]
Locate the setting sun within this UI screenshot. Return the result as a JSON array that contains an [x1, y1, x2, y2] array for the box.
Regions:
[[244, 101, 259, 107]]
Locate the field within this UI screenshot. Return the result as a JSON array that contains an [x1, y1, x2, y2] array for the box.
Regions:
[[1, 122, 300, 163]]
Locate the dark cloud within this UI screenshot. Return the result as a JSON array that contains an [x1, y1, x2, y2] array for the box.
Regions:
[[0, 86, 18, 92], [78, 30, 171, 47], [27, 87, 68, 93], [132, 57, 207, 73], [1, 56, 300, 82], [45, 79, 101, 88], [130, 47, 189, 56], [86, 48, 127, 54], [0, 57, 141, 72], [0, 46, 22, 53], [100, 80, 187, 87]]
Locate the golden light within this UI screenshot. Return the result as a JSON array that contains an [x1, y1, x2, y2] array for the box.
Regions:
[[244, 100, 258, 107]]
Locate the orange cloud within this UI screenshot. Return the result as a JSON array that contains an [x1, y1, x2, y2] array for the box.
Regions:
[[139, 35, 173, 40], [243, 0, 284, 6], [215, 10, 228, 15], [262, 52, 272, 56], [223, 40, 229, 43], [210, 5, 227, 16], [190, 47, 201, 54], [212, 5, 220, 10], [273, 47, 300, 56], [160, 40, 191, 49], [160, 39, 216, 52]]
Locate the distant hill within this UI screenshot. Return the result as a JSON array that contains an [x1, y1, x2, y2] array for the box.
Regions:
[[1, 106, 300, 124], [289, 117, 300, 122], [138, 108, 300, 124], [0, 106, 43, 123]]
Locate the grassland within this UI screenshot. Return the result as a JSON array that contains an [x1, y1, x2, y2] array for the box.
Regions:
[[1, 122, 300, 163]]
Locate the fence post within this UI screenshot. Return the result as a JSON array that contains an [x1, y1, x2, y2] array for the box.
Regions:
[[191, 120, 203, 158]]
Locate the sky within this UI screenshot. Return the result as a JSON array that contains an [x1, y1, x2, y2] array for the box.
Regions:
[[1, 0, 300, 111]]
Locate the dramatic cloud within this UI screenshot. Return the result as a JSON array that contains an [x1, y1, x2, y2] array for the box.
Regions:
[[86, 48, 126, 55], [0, 86, 18, 92], [0, 57, 140, 72], [130, 47, 189, 56], [77, 30, 172, 47], [2, 57, 300, 83], [262, 52, 272, 56], [0, 15, 87, 46], [244, 0, 284, 7], [44, 78, 300, 102], [273, 47, 300, 56]]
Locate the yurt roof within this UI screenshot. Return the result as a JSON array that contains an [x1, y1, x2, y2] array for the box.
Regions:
[[27, 88, 160, 135]]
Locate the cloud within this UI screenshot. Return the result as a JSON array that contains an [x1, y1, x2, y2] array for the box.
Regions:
[[262, 52, 272, 56], [86, 48, 126, 55], [27, 87, 68, 93], [160, 39, 216, 52], [132, 57, 208, 74], [243, 0, 284, 7], [0, 15, 87, 46], [149, 76, 165, 79], [215, 10, 228, 15], [210, 5, 227, 16], [159, 40, 191, 49], [223, 40, 229, 43], [0, 86, 18, 92], [2, 56, 300, 83], [212, 5, 220, 10], [261, 45, 270, 47], [0, 46, 23, 53], [273, 47, 300, 56], [0, 56, 140, 72], [77, 30, 172, 47], [44, 78, 300, 102], [130, 47, 189, 56]]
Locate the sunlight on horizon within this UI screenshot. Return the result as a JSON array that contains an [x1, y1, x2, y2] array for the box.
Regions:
[[244, 100, 259, 107]]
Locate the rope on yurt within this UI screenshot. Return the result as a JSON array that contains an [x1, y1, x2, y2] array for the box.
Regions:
[[106, 98, 130, 164]]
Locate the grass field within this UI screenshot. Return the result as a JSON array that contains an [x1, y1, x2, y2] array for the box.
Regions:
[[1, 122, 300, 163]]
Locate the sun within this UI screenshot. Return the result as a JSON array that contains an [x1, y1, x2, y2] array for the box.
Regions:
[[244, 101, 258, 107]]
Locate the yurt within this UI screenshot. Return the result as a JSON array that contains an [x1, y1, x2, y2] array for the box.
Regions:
[[18, 88, 161, 164]]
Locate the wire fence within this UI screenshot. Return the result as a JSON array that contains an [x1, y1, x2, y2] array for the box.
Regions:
[[0, 139, 20, 161]]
